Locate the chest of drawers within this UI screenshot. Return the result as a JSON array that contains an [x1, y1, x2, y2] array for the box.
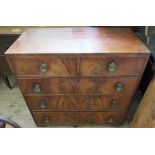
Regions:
[[5, 28, 150, 126]]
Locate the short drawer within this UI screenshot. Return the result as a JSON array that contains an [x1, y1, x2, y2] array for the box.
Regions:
[[32, 111, 125, 126], [80, 57, 147, 76], [18, 77, 139, 95], [25, 95, 132, 111], [8, 56, 77, 76]]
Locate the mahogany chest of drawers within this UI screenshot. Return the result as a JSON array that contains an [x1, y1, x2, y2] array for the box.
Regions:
[[5, 28, 150, 126]]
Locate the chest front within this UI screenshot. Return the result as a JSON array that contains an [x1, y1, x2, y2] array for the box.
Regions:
[[5, 28, 150, 126]]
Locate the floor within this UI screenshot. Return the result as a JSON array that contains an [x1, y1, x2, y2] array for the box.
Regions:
[[0, 75, 36, 127], [0, 75, 132, 128]]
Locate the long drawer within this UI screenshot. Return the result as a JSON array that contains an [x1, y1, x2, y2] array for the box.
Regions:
[[25, 95, 132, 111], [8, 56, 147, 77], [18, 77, 140, 95], [32, 111, 125, 126]]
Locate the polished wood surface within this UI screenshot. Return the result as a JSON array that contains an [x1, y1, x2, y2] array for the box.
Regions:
[[32, 111, 125, 126], [131, 75, 155, 127], [17, 77, 139, 95], [8, 55, 147, 77], [80, 56, 147, 76], [26, 95, 132, 111], [5, 28, 149, 54], [9, 56, 77, 76], [5, 28, 150, 126]]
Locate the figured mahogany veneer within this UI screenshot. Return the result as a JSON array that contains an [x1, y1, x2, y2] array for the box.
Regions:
[[8, 56, 146, 77], [8, 56, 77, 77], [80, 56, 147, 76], [5, 27, 150, 126], [17, 77, 139, 95], [25, 95, 132, 111], [32, 111, 125, 126]]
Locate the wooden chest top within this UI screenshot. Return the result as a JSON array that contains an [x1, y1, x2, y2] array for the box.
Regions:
[[5, 27, 149, 55]]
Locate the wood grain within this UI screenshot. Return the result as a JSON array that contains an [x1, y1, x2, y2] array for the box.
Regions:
[[25, 95, 133, 111], [8, 55, 148, 77], [78, 77, 139, 94], [80, 56, 147, 76], [32, 111, 125, 126], [5, 27, 150, 126], [9, 56, 77, 76], [5, 28, 149, 55], [17, 77, 140, 95]]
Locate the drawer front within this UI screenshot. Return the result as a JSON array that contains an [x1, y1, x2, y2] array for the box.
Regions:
[[25, 95, 132, 111], [18, 77, 139, 95], [9, 57, 77, 76], [32, 111, 125, 125], [80, 57, 146, 76], [18, 78, 78, 94]]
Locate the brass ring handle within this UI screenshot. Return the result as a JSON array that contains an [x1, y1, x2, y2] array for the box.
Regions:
[[107, 61, 117, 72], [111, 100, 117, 108], [33, 83, 41, 93], [38, 100, 46, 109], [39, 64, 48, 73], [115, 82, 124, 91], [44, 116, 50, 124], [107, 116, 114, 123]]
